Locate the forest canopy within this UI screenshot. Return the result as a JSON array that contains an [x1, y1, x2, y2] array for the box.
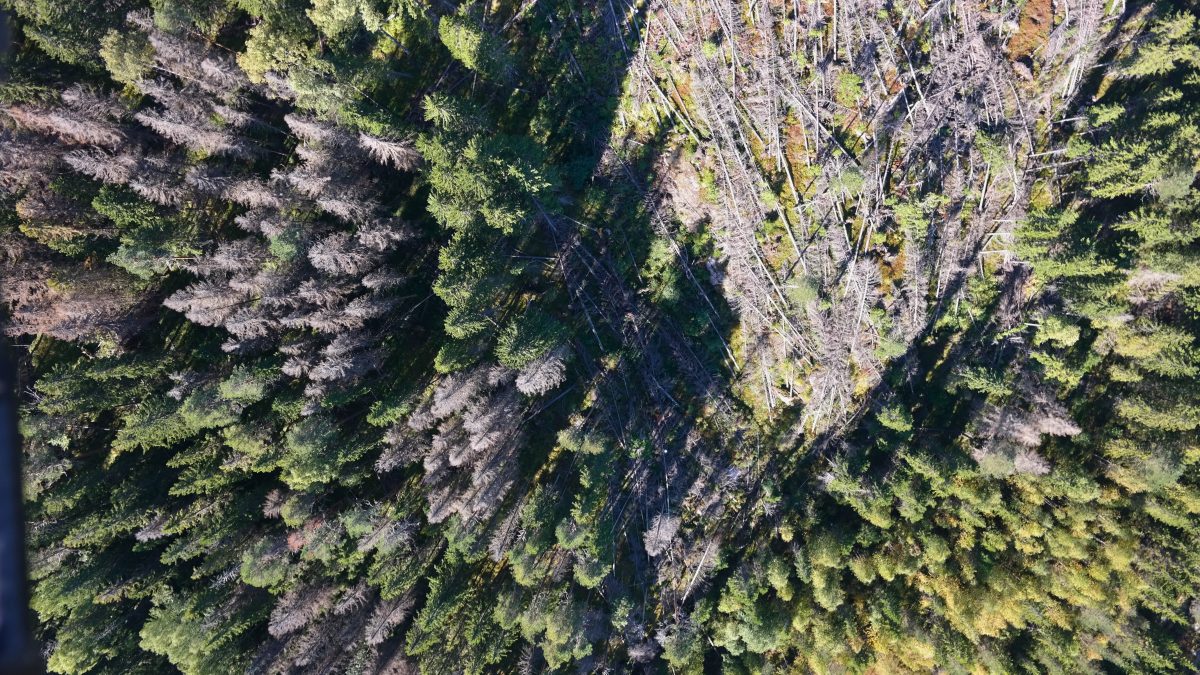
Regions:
[[2, 0, 1200, 673]]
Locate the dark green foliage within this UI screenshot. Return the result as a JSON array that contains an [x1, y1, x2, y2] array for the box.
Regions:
[[1, 0, 143, 65]]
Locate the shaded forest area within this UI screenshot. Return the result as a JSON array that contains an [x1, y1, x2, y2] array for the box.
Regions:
[[2, 0, 1200, 672]]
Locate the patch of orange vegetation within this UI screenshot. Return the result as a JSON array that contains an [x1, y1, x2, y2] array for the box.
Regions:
[[783, 120, 811, 185], [669, 73, 692, 115], [1008, 0, 1052, 63], [839, 109, 862, 134], [883, 67, 903, 95], [879, 246, 906, 299]]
